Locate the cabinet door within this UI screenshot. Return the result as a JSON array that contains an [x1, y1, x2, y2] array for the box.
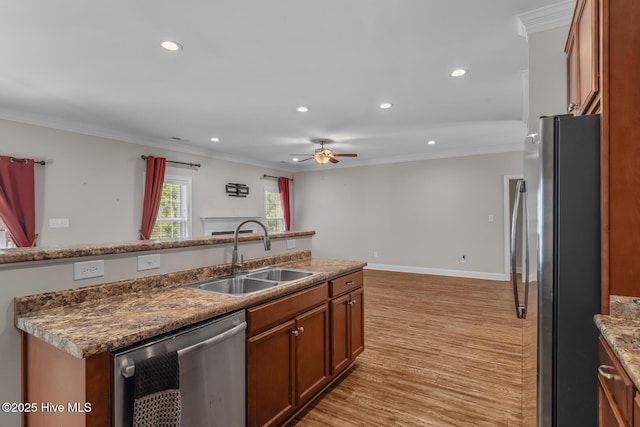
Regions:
[[349, 287, 365, 360], [295, 303, 330, 404], [330, 293, 351, 374], [566, 33, 580, 113], [567, 0, 599, 114], [577, 0, 598, 114], [598, 376, 628, 427], [247, 320, 296, 427]]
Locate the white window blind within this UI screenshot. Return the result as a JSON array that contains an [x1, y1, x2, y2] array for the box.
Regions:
[[150, 174, 192, 240], [264, 183, 284, 233]]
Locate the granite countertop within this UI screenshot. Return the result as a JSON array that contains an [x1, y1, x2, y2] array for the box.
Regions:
[[0, 230, 315, 264], [15, 256, 366, 359], [595, 296, 640, 390]]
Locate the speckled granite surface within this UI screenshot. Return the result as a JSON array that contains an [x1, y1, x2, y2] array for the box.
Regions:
[[609, 295, 640, 319], [15, 255, 366, 359], [0, 230, 314, 264], [595, 314, 640, 389]]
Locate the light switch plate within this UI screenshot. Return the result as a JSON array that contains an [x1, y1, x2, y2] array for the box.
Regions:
[[138, 254, 161, 271], [49, 218, 70, 228], [286, 239, 296, 249], [74, 260, 104, 280]]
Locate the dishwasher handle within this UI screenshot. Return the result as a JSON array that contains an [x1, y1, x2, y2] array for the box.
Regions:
[[121, 321, 247, 378]]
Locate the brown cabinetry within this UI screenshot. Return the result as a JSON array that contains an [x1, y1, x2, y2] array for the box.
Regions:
[[21, 333, 111, 427], [246, 283, 330, 427], [246, 269, 366, 427], [598, 336, 635, 426], [329, 270, 364, 375], [568, 0, 640, 307], [565, 0, 600, 115], [601, 0, 640, 302]]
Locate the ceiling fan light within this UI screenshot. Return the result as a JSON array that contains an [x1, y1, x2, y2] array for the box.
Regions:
[[315, 153, 330, 164]]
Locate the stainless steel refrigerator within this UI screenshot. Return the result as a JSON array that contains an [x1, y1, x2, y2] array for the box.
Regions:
[[511, 114, 601, 427]]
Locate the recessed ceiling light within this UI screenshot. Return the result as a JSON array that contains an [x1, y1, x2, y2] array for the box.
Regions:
[[161, 40, 183, 51], [450, 68, 468, 77], [296, 106, 310, 113], [210, 137, 220, 142], [427, 140, 436, 145], [380, 103, 393, 109]]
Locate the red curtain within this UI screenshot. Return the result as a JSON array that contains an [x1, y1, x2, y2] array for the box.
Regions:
[[139, 156, 167, 240], [278, 177, 291, 231], [0, 156, 37, 247]]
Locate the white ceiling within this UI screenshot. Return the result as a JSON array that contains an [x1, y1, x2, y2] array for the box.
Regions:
[[0, 1, 570, 171]]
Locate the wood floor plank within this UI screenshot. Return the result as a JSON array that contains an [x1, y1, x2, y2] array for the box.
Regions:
[[289, 270, 526, 427]]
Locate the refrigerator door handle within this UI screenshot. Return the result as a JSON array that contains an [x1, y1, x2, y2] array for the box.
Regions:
[[510, 179, 528, 319]]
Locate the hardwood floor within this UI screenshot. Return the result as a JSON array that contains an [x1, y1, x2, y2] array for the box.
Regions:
[[289, 270, 528, 427]]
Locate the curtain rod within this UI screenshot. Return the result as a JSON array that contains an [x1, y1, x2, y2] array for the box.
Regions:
[[262, 174, 293, 182], [141, 155, 200, 168], [9, 157, 46, 166]]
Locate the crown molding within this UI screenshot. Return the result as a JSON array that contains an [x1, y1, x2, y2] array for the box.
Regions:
[[517, 0, 576, 38]]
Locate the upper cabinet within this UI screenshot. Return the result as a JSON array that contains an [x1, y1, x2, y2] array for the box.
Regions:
[[565, 0, 600, 115], [602, 0, 640, 302], [568, 0, 640, 309]]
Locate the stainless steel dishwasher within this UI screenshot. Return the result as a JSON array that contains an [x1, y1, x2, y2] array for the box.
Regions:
[[113, 310, 246, 427]]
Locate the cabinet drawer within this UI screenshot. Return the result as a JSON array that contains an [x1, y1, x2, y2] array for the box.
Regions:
[[599, 336, 634, 425], [247, 283, 328, 336], [330, 270, 363, 297]]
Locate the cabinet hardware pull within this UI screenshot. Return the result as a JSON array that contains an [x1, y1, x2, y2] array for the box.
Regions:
[[291, 329, 299, 336], [568, 102, 579, 113], [348, 300, 356, 305], [598, 365, 621, 380], [346, 281, 353, 286], [297, 326, 305, 333]]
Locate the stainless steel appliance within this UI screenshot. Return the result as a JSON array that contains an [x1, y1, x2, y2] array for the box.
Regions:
[[113, 310, 246, 427], [511, 114, 601, 427]]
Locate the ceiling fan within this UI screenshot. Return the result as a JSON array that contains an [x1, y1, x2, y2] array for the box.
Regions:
[[293, 138, 358, 164]]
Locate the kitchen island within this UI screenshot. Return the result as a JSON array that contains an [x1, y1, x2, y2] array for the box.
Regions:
[[14, 241, 365, 427]]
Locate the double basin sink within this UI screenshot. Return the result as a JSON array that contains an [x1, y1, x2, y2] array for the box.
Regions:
[[183, 266, 318, 296]]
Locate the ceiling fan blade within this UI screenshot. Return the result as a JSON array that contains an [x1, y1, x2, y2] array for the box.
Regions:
[[332, 153, 358, 157], [329, 157, 340, 163], [296, 156, 315, 162]]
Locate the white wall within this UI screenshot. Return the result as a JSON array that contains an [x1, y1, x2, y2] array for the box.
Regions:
[[0, 118, 291, 247], [528, 26, 570, 134], [293, 151, 523, 279]]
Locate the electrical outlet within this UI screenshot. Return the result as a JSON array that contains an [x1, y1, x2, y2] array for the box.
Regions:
[[49, 218, 70, 228], [373, 251, 379, 258], [74, 260, 104, 280], [286, 239, 296, 249], [138, 254, 161, 271]]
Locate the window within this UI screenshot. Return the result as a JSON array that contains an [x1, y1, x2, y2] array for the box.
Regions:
[[0, 219, 15, 249], [150, 174, 192, 240], [265, 184, 284, 233]]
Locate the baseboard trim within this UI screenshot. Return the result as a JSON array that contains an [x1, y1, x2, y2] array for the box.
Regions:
[[364, 263, 505, 281]]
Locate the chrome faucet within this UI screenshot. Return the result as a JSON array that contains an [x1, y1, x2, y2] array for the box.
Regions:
[[232, 220, 271, 275]]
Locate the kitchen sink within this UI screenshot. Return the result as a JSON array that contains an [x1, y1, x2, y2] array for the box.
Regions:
[[184, 277, 279, 295], [245, 268, 315, 282], [184, 267, 318, 296]]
